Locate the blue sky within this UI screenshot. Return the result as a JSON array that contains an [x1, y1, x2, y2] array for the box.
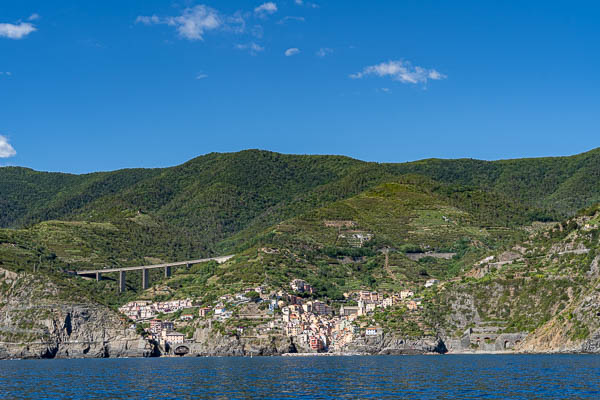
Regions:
[[1, 1, 599, 173]]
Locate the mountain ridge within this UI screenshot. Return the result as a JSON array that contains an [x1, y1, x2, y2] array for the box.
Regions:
[[1, 147, 600, 358]]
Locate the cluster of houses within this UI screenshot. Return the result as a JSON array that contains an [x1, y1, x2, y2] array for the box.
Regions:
[[118, 299, 193, 321], [280, 280, 422, 351], [290, 279, 314, 294], [339, 289, 422, 314], [118, 276, 432, 351], [149, 319, 186, 346], [118, 300, 195, 346]]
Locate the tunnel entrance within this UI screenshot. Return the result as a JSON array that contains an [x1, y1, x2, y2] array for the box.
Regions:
[[174, 345, 190, 356]]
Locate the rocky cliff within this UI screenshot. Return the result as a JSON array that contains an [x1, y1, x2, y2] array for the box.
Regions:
[[173, 327, 296, 356], [338, 334, 447, 355], [159, 325, 447, 357], [431, 210, 600, 354], [517, 273, 600, 354], [0, 268, 156, 359]]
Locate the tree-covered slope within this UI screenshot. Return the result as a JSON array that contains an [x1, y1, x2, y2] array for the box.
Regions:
[[156, 178, 534, 304], [1, 151, 372, 248], [2, 148, 599, 237], [0, 174, 531, 303], [2, 148, 600, 354], [389, 147, 600, 216], [0, 167, 160, 228], [426, 203, 600, 352]]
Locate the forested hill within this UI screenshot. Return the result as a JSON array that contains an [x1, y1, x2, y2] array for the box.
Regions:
[[0, 167, 161, 228], [0, 149, 600, 348], [389, 147, 600, 216], [1, 148, 599, 246]]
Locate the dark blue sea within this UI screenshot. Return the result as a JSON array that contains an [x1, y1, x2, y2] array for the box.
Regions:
[[0, 355, 599, 399]]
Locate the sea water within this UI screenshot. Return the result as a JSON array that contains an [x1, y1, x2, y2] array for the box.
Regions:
[[0, 355, 599, 399]]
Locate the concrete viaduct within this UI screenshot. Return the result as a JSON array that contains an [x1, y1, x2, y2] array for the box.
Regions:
[[75, 255, 234, 293]]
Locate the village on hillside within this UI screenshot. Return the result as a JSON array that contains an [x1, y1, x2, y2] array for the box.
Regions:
[[118, 277, 439, 352]]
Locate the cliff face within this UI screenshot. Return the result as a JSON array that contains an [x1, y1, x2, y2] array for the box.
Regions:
[[517, 274, 600, 354], [175, 327, 296, 356], [0, 268, 155, 360], [432, 211, 600, 354], [160, 327, 446, 357], [339, 334, 447, 355]]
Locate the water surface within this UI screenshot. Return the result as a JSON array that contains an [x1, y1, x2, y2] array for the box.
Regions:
[[1, 355, 599, 399]]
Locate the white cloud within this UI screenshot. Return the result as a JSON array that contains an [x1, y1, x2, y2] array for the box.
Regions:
[[254, 2, 278, 17], [316, 47, 332, 57], [224, 12, 246, 34], [235, 42, 265, 55], [136, 5, 222, 41], [251, 24, 264, 38], [136, 15, 160, 25], [285, 47, 300, 56], [428, 70, 444, 80], [277, 16, 305, 24], [0, 22, 37, 39], [196, 73, 208, 80], [350, 60, 446, 84], [295, 0, 319, 8], [28, 13, 40, 21], [0, 135, 16, 158]]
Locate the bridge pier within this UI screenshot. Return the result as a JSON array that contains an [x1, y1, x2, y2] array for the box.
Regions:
[[165, 266, 172, 278], [186, 263, 191, 270], [142, 268, 149, 290], [95, 272, 102, 282], [119, 270, 126, 293]]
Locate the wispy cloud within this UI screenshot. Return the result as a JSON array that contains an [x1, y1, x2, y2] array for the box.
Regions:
[[285, 47, 300, 56], [250, 24, 264, 38], [294, 0, 319, 8], [28, 13, 40, 21], [235, 42, 265, 55], [350, 60, 446, 84], [254, 2, 278, 17], [0, 21, 37, 39], [277, 16, 305, 25], [0, 135, 16, 158], [136, 5, 222, 41], [316, 47, 332, 57], [0, 72, 12, 76], [195, 73, 208, 80]]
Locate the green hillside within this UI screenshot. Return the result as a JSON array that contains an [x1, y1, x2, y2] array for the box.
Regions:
[[2, 148, 599, 249], [429, 203, 600, 348], [389, 147, 600, 216], [1, 147, 598, 302], [0, 167, 160, 228], [0, 172, 533, 305], [2, 148, 600, 353], [121, 178, 534, 304]]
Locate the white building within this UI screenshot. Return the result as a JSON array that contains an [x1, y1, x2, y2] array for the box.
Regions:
[[400, 290, 414, 299], [161, 331, 185, 345], [424, 279, 439, 288], [365, 327, 382, 336], [382, 297, 394, 308]]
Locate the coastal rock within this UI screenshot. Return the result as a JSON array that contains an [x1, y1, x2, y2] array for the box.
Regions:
[[518, 278, 600, 354], [186, 327, 296, 356], [0, 269, 155, 360], [339, 333, 447, 355]]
